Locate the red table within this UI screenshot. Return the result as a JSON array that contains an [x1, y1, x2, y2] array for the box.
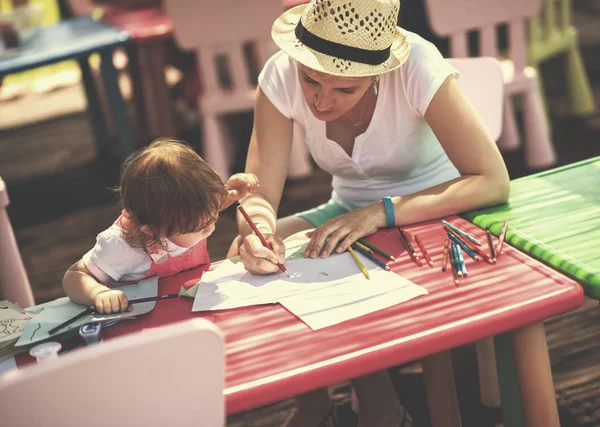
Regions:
[[16, 216, 583, 426]]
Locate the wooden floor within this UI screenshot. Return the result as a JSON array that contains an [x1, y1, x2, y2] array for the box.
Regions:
[[2, 18, 600, 427]]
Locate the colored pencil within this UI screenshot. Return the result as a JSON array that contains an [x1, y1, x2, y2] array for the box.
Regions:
[[357, 238, 395, 261], [352, 244, 390, 271], [235, 202, 289, 276], [444, 225, 494, 264], [486, 229, 497, 263], [451, 241, 463, 277], [456, 242, 467, 277], [448, 242, 460, 286], [414, 235, 434, 268], [496, 220, 509, 256], [441, 238, 450, 272], [397, 227, 423, 267], [348, 245, 370, 279], [354, 241, 374, 254], [48, 294, 179, 335], [442, 220, 482, 246], [448, 232, 480, 261]]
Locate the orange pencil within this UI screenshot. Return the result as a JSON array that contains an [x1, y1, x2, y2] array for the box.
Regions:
[[414, 235, 434, 268], [235, 202, 289, 276], [441, 238, 450, 272], [496, 220, 509, 256]]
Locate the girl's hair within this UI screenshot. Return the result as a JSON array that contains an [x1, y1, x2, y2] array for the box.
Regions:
[[116, 138, 228, 253]]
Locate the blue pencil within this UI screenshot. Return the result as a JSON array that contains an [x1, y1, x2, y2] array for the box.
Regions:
[[451, 242, 463, 277], [442, 220, 482, 246], [352, 244, 390, 271], [456, 243, 467, 277], [448, 232, 479, 261]]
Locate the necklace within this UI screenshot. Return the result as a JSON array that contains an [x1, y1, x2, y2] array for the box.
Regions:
[[347, 90, 370, 127]]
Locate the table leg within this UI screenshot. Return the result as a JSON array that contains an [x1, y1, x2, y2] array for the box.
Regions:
[[125, 44, 150, 144], [495, 333, 525, 427], [511, 322, 560, 427], [77, 56, 108, 154], [476, 337, 501, 407], [422, 351, 462, 427], [138, 41, 174, 139], [99, 48, 135, 158]]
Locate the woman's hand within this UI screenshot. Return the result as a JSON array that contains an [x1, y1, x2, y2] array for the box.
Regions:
[[93, 289, 131, 314], [304, 203, 386, 258], [221, 173, 260, 210], [239, 233, 287, 275]]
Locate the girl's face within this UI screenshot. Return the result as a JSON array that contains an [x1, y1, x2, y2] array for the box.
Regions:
[[167, 222, 216, 248], [298, 64, 373, 122]]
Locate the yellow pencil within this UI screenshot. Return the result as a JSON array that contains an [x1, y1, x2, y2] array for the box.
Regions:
[[355, 241, 374, 254], [348, 245, 370, 279]]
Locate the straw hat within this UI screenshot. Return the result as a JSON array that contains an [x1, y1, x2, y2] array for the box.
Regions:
[[272, 0, 410, 77]]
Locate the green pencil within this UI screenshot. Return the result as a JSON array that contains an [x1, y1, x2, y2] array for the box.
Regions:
[[357, 238, 395, 261]]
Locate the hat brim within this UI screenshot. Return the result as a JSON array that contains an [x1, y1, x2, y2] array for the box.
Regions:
[[272, 4, 410, 77]]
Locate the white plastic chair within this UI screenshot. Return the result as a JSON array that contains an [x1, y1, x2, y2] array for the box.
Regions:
[[0, 318, 225, 427], [0, 177, 34, 308], [417, 58, 505, 427], [424, 0, 557, 170], [163, 0, 312, 180]]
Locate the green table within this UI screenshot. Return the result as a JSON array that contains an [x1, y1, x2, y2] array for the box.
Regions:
[[462, 157, 600, 299]]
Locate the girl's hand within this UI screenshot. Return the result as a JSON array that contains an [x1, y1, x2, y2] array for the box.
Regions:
[[222, 173, 260, 210], [304, 203, 386, 259], [239, 233, 286, 275], [93, 290, 131, 314]]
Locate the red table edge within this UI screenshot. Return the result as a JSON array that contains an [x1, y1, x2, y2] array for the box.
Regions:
[[224, 284, 583, 414]]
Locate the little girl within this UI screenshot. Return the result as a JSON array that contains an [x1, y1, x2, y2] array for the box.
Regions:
[[63, 138, 258, 314]]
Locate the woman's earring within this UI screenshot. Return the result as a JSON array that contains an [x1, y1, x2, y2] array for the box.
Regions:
[[372, 78, 379, 95]]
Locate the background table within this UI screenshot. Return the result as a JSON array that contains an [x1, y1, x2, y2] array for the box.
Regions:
[[0, 17, 134, 157], [14, 216, 583, 427], [462, 156, 600, 299]]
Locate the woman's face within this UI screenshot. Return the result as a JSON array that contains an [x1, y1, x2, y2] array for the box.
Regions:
[[297, 64, 372, 122]]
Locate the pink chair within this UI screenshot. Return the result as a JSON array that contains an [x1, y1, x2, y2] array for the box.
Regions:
[[0, 177, 34, 308], [164, 0, 312, 180], [424, 0, 557, 170], [0, 318, 224, 427]]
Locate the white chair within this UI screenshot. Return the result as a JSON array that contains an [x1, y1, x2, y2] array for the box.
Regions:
[[0, 177, 34, 308], [420, 58, 504, 427], [424, 0, 557, 170], [163, 0, 313, 180], [0, 318, 225, 427], [351, 58, 505, 425]]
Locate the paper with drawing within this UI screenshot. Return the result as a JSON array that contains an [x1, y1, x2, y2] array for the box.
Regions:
[[192, 245, 427, 329], [16, 277, 159, 346]]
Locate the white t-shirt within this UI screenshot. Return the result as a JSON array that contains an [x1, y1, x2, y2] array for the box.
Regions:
[[258, 30, 461, 210], [82, 222, 193, 283]]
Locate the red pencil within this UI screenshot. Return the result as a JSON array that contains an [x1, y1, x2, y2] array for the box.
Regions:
[[496, 220, 509, 256], [414, 235, 434, 268], [235, 202, 289, 276], [441, 237, 449, 272]]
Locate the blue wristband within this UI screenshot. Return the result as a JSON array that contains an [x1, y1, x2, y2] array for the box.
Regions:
[[382, 197, 395, 228]]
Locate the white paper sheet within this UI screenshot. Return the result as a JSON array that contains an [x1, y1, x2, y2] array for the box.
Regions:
[[16, 277, 159, 346], [192, 249, 428, 330], [279, 254, 428, 330]]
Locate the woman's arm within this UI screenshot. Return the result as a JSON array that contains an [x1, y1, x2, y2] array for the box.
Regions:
[[236, 87, 294, 273], [305, 76, 510, 258]]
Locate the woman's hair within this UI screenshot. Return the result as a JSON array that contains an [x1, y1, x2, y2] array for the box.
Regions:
[[116, 138, 228, 253]]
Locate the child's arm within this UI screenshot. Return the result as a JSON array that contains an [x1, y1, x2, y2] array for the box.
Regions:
[[63, 260, 130, 314]]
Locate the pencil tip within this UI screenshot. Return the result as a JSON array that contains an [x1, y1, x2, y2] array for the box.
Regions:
[[284, 271, 290, 277]]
